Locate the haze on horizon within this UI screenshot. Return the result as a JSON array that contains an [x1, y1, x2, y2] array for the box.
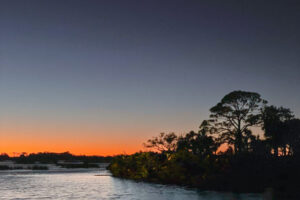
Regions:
[[1, 0, 300, 156]]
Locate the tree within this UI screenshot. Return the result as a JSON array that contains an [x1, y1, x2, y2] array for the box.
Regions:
[[262, 106, 294, 156], [283, 119, 300, 156], [177, 124, 218, 157], [248, 135, 271, 156], [144, 132, 178, 153], [0, 153, 9, 161], [207, 90, 267, 154]]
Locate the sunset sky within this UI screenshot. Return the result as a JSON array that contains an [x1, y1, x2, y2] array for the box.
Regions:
[[1, 0, 300, 156]]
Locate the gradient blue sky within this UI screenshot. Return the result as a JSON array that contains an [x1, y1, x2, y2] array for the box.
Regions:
[[1, 0, 300, 155]]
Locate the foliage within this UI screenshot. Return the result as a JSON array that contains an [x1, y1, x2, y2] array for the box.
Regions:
[[143, 132, 178, 153], [4, 152, 112, 164], [262, 106, 294, 156], [0, 153, 9, 161], [177, 129, 218, 157], [207, 90, 267, 154], [108, 90, 300, 198]]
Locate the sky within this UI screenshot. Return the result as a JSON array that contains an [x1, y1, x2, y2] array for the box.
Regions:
[[1, 0, 300, 156]]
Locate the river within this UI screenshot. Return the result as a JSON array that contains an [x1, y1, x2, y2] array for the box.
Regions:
[[0, 169, 263, 200]]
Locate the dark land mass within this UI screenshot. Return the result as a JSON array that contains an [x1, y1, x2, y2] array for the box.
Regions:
[[108, 91, 300, 200], [0, 152, 112, 169]]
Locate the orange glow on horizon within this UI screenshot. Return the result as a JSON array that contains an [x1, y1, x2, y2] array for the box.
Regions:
[[1, 139, 230, 157], [0, 120, 232, 157], [1, 138, 144, 157], [0, 124, 150, 157]]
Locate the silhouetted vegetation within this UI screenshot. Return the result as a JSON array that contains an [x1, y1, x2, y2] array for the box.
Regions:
[[57, 163, 99, 169], [10, 152, 112, 164], [0, 153, 9, 161], [0, 165, 48, 170], [29, 165, 49, 170], [0, 152, 112, 169], [108, 90, 300, 199], [0, 165, 10, 170]]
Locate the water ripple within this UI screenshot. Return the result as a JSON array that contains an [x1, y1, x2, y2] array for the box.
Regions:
[[0, 170, 263, 200]]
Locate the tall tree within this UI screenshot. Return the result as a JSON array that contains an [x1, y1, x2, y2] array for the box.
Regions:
[[262, 105, 294, 156], [284, 119, 300, 156], [208, 90, 267, 154]]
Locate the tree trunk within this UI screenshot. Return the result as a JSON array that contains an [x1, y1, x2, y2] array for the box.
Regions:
[[274, 147, 278, 157]]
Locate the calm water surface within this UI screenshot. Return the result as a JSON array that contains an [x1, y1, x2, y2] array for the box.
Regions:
[[0, 169, 263, 200]]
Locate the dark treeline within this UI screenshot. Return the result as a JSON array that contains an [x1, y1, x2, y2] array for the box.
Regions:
[[0, 152, 112, 164], [108, 91, 300, 199]]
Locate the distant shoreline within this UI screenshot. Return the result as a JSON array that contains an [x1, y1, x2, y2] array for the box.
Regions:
[[0, 152, 112, 170]]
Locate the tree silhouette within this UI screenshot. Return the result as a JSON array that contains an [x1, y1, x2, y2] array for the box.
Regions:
[[144, 132, 178, 153], [262, 106, 294, 156], [207, 91, 267, 154], [109, 90, 300, 198], [177, 125, 218, 157], [283, 119, 300, 156]]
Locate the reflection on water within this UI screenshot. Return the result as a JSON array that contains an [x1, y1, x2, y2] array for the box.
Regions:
[[0, 170, 263, 200]]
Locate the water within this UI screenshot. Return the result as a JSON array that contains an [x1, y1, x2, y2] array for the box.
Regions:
[[0, 169, 263, 200]]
